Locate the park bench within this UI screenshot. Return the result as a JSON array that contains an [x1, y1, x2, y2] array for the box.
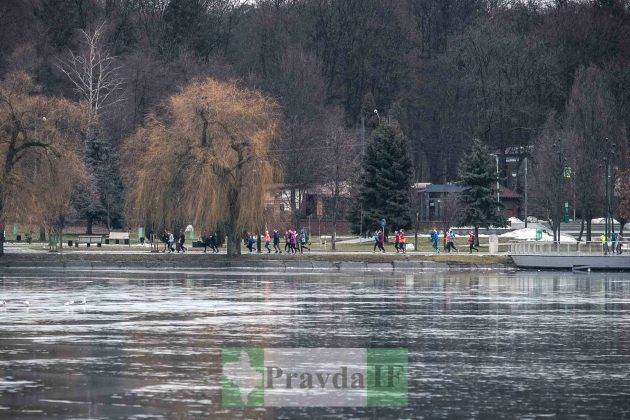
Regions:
[[106, 231, 130, 245], [73, 235, 103, 247]]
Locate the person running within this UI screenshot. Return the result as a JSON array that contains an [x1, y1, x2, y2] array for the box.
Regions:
[[178, 231, 186, 253], [611, 231, 618, 255], [616, 232, 624, 254], [263, 230, 272, 253], [210, 233, 219, 253], [377, 229, 386, 253], [245, 233, 255, 254], [599, 233, 608, 255], [290, 229, 298, 254], [284, 230, 291, 253], [272, 229, 281, 253], [431, 228, 440, 253], [160, 230, 169, 252], [373, 231, 380, 252], [394, 230, 400, 253], [399, 229, 406, 254], [468, 230, 478, 253], [299, 228, 310, 254], [203, 232, 218, 253], [167, 231, 175, 253], [446, 229, 458, 252]]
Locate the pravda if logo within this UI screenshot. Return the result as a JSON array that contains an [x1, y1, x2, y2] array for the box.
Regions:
[[221, 348, 407, 407]]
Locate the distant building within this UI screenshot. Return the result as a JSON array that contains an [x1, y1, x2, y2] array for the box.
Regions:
[[412, 182, 522, 223], [264, 183, 353, 235]]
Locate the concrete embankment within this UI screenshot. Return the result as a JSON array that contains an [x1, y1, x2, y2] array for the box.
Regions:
[[0, 252, 515, 272]]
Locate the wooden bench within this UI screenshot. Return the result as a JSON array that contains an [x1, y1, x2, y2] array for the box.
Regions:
[[106, 231, 130, 245], [74, 235, 103, 247]]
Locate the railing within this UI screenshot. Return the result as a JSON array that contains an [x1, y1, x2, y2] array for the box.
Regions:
[[510, 241, 628, 255]]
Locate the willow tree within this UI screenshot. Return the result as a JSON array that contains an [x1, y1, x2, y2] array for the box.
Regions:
[[0, 72, 88, 255], [123, 78, 278, 256]]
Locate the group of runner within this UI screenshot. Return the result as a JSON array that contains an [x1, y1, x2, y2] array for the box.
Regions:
[[246, 228, 311, 254], [160, 230, 187, 253], [160, 224, 483, 254], [373, 229, 408, 253], [431, 228, 478, 253]]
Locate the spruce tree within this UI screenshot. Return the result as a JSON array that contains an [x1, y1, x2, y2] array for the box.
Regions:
[[354, 122, 412, 234], [458, 139, 505, 242]]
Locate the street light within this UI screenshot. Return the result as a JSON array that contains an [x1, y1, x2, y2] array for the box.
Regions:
[[603, 137, 617, 241], [490, 153, 500, 209], [552, 141, 569, 242]]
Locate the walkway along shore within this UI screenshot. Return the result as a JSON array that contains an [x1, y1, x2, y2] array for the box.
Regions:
[[0, 250, 514, 272]]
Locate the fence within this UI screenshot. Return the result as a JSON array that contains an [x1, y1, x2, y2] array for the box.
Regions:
[[510, 241, 628, 255]]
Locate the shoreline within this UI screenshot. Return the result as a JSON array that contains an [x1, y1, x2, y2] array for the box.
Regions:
[[0, 251, 515, 272]]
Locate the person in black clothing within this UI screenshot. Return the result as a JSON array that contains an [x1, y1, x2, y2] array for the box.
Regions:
[[202, 231, 217, 253], [209, 233, 219, 253], [178, 231, 187, 253], [272, 229, 281, 253]]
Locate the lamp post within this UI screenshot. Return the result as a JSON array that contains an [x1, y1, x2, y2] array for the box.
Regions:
[[603, 137, 617, 241], [494, 154, 500, 204], [551, 141, 571, 242], [524, 156, 528, 228]]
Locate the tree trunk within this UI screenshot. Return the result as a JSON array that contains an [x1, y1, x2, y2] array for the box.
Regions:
[[86, 218, 93, 235], [577, 218, 585, 242], [474, 226, 479, 247], [58, 227, 63, 253], [106, 196, 112, 230], [620, 220, 626, 236], [586, 219, 592, 242], [0, 194, 4, 256], [331, 192, 338, 251], [226, 230, 241, 256]]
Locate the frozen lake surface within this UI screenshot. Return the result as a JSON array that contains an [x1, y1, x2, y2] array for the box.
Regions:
[[0, 268, 629, 418]]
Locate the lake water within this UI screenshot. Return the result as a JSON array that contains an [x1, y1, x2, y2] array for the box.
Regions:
[[0, 267, 629, 418]]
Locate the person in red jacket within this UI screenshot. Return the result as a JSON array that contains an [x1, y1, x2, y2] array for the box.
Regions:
[[399, 229, 406, 254]]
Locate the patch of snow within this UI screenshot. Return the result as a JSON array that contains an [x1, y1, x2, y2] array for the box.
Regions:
[[591, 217, 619, 225], [500, 227, 576, 243]]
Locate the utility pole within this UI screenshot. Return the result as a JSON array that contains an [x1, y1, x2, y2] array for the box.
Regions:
[[360, 114, 365, 157], [495, 154, 500, 204], [603, 137, 616, 241], [524, 156, 528, 228], [414, 211, 419, 252]]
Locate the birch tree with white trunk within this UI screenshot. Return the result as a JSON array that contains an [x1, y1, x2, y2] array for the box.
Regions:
[[57, 22, 126, 233], [57, 22, 125, 124]]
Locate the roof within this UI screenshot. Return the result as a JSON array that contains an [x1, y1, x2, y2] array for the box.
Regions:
[[498, 185, 521, 199], [425, 184, 466, 193], [64, 224, 110, 235]]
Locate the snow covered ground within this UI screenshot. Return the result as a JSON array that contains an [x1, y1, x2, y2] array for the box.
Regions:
[[499, 227, 577, 243]]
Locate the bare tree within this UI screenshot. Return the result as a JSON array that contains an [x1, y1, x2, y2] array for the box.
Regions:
[[321, 111, 358, 250], [57, 22, 125, 124], [531, 112, 569, 242], [57, 22, 125, 234], [566, 65, 615, 241]]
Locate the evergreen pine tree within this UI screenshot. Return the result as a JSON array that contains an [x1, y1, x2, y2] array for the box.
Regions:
[[458, 139, 505, 243], [72, 130, 125, 233], [354, 122, 412, 234]]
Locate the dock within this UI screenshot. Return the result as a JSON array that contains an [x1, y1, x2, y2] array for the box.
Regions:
[[510, 242, 630, 270]]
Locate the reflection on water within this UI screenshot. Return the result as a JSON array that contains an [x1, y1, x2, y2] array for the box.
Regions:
[[0, 268, 629, 418]]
